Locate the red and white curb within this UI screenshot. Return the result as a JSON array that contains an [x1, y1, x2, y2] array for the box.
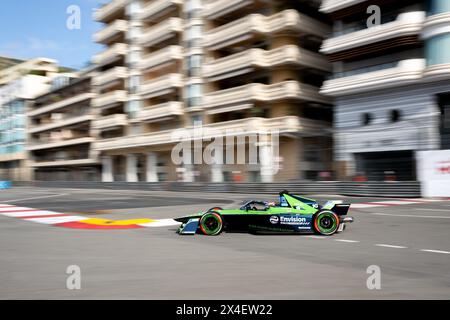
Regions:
[[0, 204, 180, 230]]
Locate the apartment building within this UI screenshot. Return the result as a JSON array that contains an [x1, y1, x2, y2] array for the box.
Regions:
[[0, 58, 57, 181], [27, 70, 100, 181], [320, 0, 450, 181], [92, 0, 333, 183]]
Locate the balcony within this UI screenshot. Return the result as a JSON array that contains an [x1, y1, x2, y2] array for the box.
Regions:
[[423, 63, 450, 82], [139, 0, 182, 22], [321, 59, 426, 96], [92, 90, 128, 109], [320, 0, 366, 14], [27, 137, 95, 151], [28, 93, 95, 117], [93, 0, 128, 22], [422, 12, 450, 39], [203, 0, 255, 20], [94, 116, 322, 151], [139, 45, 183, 71], [135, 102, 183, 122], [92, 43, 127, 66], [203, 10, 330, 50], [29, 115, 94, 134], [203, 45, 331, 81], [138, 73, 183, 99], [92, 67, 128, 88], [92, 114, 128, 130], [32, 158, 99, 168], [321, 11, 426, 54], [93, 19, 128, 44], [138, 18, 182, 47], [203, 81, 330, 113]]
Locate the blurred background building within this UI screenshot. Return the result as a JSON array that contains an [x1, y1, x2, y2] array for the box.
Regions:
[[91, 0, 333, 183], [27, 68, 100, 181], [320, 0, 450, 181], [0, 58, 58, 181]]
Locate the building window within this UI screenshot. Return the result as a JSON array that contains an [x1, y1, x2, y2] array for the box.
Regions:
[[129, 75, 140, 94], [390, 110, 401, 123], [428, 0, 450, 15], [362, 113, 373, 126], [185, 25, 202, 48], [185, 84, 202, 108], [426, 33, 450, 66], [187, 55, 202, 77]]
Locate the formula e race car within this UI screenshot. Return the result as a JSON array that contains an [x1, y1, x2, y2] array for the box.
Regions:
[[175, 190, 353, 236]]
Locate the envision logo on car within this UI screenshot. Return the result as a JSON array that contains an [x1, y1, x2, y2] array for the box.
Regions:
[[280, 216, 308, 225], [269, 216, 279, 224]]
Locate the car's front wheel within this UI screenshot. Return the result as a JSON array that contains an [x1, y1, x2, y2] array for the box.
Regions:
[[199, 212, 223, 236], [313, 210, 339, 236]]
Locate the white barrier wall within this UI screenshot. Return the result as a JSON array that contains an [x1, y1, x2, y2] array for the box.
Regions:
[[416, 150, 450, 197]]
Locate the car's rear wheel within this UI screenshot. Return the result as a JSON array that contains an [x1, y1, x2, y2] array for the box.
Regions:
[[313, 210, 339, 236], [199, 212, 223, 236]]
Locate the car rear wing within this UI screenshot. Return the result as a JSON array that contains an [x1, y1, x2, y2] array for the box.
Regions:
[[331, 204, 351, 216]]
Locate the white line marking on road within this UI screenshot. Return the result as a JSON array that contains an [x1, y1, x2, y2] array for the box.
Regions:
[[334, 239, 360, 243], [1, 210, 62, 218], [372, 201, 421, 205], [304, 235, 327, 239], [352, 204, 388, 208], [138, 219, 181, 227], [414, 208, 450, 213], [375, 244, 408, 249], [370, 212, 450, 219], [24, 216, 86, 224], [0, 193, 69, 203], [0, 207, 33, 212], [420, 249, 450, 255]]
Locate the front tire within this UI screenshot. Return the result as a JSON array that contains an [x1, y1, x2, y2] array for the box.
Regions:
[[313, 210, 339, 236], [199, 212, 223, 236]]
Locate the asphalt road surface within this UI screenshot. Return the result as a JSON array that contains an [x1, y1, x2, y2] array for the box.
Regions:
[[0, 187, 449, 299]]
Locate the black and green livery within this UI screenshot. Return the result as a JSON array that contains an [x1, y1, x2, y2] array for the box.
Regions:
[[175, 190, 353, 236]]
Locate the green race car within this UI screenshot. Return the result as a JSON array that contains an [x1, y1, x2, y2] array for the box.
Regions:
[[175, 190, 353, 236]]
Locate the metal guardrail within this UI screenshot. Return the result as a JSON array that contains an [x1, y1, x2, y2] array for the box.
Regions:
[[14, 181, 422, 198]]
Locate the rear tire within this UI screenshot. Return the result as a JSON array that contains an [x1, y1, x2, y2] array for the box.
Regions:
[[313, 210, 339, 236], [199, 212, 223, 236]]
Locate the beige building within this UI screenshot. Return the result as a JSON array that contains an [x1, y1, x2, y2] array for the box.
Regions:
[[27, 69, 100, 181], [92, 0, 333, 183], [0, 58, 57, 181]]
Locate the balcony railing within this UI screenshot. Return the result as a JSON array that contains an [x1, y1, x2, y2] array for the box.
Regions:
[[135, 101, 183, 122], [203, 0, 254, 20], [203, 45, 331, 80], [138, 73, 183, 99], [321, 11, 426, 54], [31, 158, 99, 168], [28, 93, 96, 117], [138, 18, 182, 47], [94, 116, 319, 151], [93, 0, 128, 22], [29, 115, 94, 134], [93, 19, 128, 44], [139, 0, 182, 21], [321, 59, 426, 96], [202, 81, 330, 111], [320, 0, 366, 14], [139, 45, 183, 71], [92, 43, 128, 65], [92, 114, 128, 130], [27, 137, 95, 151], [203, 9, 330, 50], [423, 63, 450, 82], [92, 90, 128, 108], [92, 66, 128, 87]]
